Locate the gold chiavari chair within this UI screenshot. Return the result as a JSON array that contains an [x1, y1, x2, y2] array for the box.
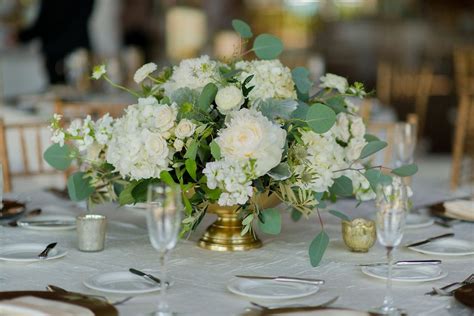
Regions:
[[0, 119, 62, 192], [366, 114, 418, 167]]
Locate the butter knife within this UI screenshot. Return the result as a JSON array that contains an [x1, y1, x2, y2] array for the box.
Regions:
[[38, 242, 57, 259], [235, 275, 324, 285], [129, 268, 168, 287], [18, 220, 75, 227], [405, 233, 454, 248], [359, 260, 442, 267]]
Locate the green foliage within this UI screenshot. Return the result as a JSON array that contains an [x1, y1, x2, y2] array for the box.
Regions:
[[328, 209, 351, 221], [256, 99, 298, 121], [184, 140, 199, 160], [159, 170, 176, 186], [306, 103, 337, 134], [67, 172, 94, 201], [258, 208, 282, 235], [43, 144, 73, 170], [391, 164, 418, 177], [268, 163, 291, 180], [198, 83, 218, 112], [325, 96, 347, 114], [309, 230, 329, 267], [185, 158, 197, 180], [359, 141, 388, 160], [291, 101, 309, 121], [252, 34, 283, 60], [170, 87, 199, 106], [232, 19, 253, 38], [329, 175, 353, 197], [242, 75, 255, 97], [118, 181, 139, 205], [364, 169, 393, 192], [291, 208, 302, 222], [209, 140, 221, 160], [292, 67, 312, 94], [364, 134, 380, 142]]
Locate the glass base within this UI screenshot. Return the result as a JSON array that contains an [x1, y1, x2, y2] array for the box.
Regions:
[[150, 310, 175, 316], [370, 305, 405, 316]]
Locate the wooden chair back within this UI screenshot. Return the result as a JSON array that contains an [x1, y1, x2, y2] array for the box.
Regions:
[[0, 119, 59, 192]]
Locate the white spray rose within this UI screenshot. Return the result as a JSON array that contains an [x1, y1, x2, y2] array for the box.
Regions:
[[319, 73, 348, 93], [215, 86, 245, 114], [174, 119, 196, 139], [133, 62, 157, 84], [216, 108, 286, 176], [173, 138, 184, 151]]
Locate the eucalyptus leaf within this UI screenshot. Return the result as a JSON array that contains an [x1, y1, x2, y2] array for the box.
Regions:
[[170, 87, 199, 106], [268, 163, 291, 180], [198, 83, 218, 111], [232, 19, 253, 38], [258, 208, 281, 235], [291, 209, 302, 222], [67, 172, 94, 201], [391, 163, 418, 177], [291, 101, 309, 120], [364, 169, 393, 192], [309, 230, 329, 267], [328, 209, 351, 221], [364, 134, 380, 142], [185, 158, 197, 180], [292, 67, 312, 94], [306, 103, 337, 134], [325, 96, 347, 114], [252, 34, 283, 60], [359, 141, 388, 160], [329, 175, 353, 197], [210, 140, 221, 160], [43, 143, 73, 170], [256, 98, 298, 121]]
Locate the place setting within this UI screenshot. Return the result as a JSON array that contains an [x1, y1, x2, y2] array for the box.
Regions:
[[0, 242, 67, 263]]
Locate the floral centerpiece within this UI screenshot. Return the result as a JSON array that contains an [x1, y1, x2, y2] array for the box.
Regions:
[[44, 20, 417, 266]]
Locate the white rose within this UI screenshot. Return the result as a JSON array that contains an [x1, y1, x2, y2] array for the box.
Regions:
[[216, 109, 286, 176], [154, 104, 177, 132], [144, 131, 169, 161], [350, 117, 365, 138], [173, 138, 184, 151], [133, 62, 157, 84], [215, 86, 245, 114], [175, 119, 196, 139], [319, 73, 348, 93]]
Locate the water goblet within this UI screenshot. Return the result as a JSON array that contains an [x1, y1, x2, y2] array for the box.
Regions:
[[393, 122, 417, 168], [146, 183, 183, 316], [372, 176, 408, 315]]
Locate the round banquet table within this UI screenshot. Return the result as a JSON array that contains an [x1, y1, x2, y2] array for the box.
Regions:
[[1, 158, 473, 316]]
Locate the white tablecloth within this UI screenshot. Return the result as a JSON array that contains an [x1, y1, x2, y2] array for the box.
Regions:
[[1, 158, 473, 316]]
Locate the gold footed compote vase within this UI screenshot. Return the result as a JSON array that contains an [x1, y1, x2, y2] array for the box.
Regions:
[[198, 193, 281, 251]]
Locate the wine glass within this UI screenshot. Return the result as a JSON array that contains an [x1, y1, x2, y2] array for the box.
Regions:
[[372, 177, 408, 315], [393, 122, 417, 168], [146, 183, 183, 316]]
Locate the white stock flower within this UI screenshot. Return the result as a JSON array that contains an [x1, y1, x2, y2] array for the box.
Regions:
[[174, 119, 196, 139], [92, 64, 106, 80], [215, 86, 244, 114], [350, 116, 365, 138], [163, 55, 222, 95], [133, 62, 157, 84], [216, 108, 286, 176], [334, 114, 350, 143], [51, 130, 65, 147], [319, 73, 348, 93], [235, 60, 296, 101]]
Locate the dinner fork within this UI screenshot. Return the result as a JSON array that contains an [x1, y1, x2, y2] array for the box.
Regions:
[[425, 274, 474, 296]]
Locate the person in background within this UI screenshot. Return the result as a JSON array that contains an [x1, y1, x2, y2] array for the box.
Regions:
[[17, 0, 95, 84]]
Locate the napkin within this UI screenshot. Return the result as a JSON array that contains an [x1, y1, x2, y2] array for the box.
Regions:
[[443, 200, 474, 221], [0, 296, 94, 316]]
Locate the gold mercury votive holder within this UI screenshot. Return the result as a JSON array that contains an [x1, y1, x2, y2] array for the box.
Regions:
[[342, 218, 376, 252], [76, 214, 107, 252]]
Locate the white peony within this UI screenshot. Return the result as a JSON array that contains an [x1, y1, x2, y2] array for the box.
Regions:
[[174, 119, 196, 139], [319, 73, 348, 93], [215, 108, 286, 176], [134, 62, 158, 84], [235, 60, 296, 102], [215, 86, 245, 114], [163, 55, 222, 95]]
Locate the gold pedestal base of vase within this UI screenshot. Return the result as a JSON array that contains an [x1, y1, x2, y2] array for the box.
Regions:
[[197, 193, 280, 252]]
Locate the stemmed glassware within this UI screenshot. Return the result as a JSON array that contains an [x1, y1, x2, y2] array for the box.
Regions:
[[146, 183, 183, 316], [372, 177, 408, 315], [393, 122, 417, 168]]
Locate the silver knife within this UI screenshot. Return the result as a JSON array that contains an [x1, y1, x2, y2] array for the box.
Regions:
[[129, 268, 168, 287], [235, 275, 324, 285], [18, 220, 75, 227], [38, 242, 57, 259], [359, 260, 442, 267], [405, 233, 455, 248]]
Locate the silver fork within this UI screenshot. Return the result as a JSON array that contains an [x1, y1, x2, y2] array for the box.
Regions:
[[425, 274, 474, 296]]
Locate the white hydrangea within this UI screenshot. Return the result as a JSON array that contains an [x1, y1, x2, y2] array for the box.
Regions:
[[106, 101, 177, 180], [163, 55, 222, 95], [319, 73, 348, 93], [216, 108, 286, 176], [133, 62, 157, 84], [203, 159, 254, 206], [235, 60, 296, 102]]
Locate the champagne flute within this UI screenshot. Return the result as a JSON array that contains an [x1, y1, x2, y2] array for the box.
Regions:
[[372, 176, 408, 315], [146, 183, 183, 316], [393, 122, 417, 168]]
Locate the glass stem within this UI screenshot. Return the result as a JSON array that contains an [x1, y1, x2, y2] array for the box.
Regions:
[[158, 251, 169, 311], [383, 246, 394, 309]]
